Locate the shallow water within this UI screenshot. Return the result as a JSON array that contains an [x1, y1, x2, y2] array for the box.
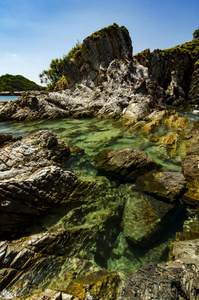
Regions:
[[0, 117, 185, 177], [0, 114, 198, 279]]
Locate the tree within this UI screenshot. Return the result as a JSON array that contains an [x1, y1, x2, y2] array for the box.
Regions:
[[193, 28, 199, 39], [39, 41, 81, 90]]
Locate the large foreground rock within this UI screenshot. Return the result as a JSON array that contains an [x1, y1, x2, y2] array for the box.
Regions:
[[0, 130, 76, 238], [94, 147, 161, 181]]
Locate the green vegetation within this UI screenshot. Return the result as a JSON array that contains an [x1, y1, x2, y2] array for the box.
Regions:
[[193, 28, 199, 39], [39, 41, 82, 90], [0, 74, 42, 92], [160, 38, 199, 61], [85, 23, 119, 42], [135, 38, 199, 65]]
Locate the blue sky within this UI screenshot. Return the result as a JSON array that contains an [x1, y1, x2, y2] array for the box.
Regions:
[[0, 0, 198, 85]]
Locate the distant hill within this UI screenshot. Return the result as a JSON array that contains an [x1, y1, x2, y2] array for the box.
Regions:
[[0, 74, 43, 92]]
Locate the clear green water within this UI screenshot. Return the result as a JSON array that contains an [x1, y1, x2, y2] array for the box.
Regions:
[[0, 116, 194, 279], [0, 117, 184, 179]]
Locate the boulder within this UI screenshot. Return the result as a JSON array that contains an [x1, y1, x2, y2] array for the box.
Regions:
[[0, 133, 13, 145], [136, 170, 186, 203], [94, 147, 161, 182]]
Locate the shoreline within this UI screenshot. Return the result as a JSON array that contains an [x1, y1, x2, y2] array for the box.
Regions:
[[0, 91, 23, 96]]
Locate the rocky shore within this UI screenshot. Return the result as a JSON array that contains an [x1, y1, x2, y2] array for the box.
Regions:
[[0, 24, 199, 299]]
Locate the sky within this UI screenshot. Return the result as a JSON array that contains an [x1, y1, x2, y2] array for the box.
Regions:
[[0, 0, 199, 85]]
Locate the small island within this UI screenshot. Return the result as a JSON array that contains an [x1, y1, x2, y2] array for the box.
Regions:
[[0, 74, 43, 95]]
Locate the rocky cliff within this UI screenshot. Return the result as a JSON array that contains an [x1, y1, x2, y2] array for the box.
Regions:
[[0, 25, 199, 123], [0, 24, 166, 123], [59, 23, 133, 88], [134, 39, 199, 106]]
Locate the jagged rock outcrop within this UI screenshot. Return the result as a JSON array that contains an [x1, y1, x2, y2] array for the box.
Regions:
[[60, 23, 133, 88], [0, 90, 70, 121], [134, 39, 199, 106], [0, 24, 166, 123], [188, 62, 199, 105]]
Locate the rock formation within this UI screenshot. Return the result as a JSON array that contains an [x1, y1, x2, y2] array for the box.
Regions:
[[134, 39, 199, 106], [0, 24, 166, 123]]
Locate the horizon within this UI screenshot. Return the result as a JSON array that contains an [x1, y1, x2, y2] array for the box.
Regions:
[[0, 0, 198, 85]]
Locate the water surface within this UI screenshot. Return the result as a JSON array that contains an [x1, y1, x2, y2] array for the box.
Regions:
[[0, 95, 19, 101]]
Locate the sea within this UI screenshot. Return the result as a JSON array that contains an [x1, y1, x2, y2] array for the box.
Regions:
[[0, 95, 19, 101]]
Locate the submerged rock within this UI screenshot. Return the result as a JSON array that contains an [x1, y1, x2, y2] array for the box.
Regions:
[[94, 147, 161, 181], [123, 189, 175, 246]]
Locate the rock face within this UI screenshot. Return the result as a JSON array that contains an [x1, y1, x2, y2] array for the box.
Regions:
[[188, 63, 199, 105], [134, 39, 199, 106], [94, 147, 161, 181], [60, 23, 133, 88]]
